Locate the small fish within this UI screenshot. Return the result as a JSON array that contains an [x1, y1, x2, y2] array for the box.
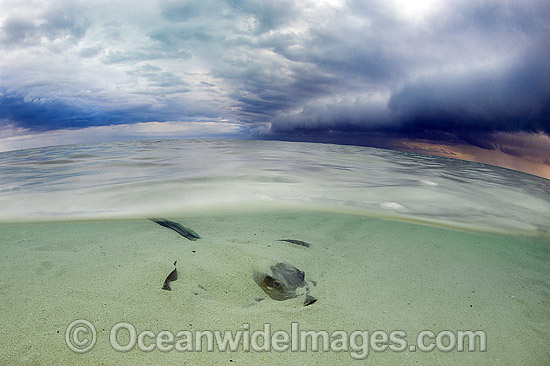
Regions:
[[276, 239, 312, 248], [162, 260, 178, 291], [150, 218, 200, 241]]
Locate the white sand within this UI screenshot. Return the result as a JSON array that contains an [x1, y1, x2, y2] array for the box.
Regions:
[[0, 209, 548, 365]]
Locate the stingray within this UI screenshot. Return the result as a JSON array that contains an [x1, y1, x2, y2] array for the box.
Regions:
[[162, 261, 178, 291], [253, 262, 317, 306], [150, 218, 200, 241], [276, 239, 312, 248]]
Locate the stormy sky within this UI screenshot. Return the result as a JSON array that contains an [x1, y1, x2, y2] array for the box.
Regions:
[[0, 0, 549, 175]]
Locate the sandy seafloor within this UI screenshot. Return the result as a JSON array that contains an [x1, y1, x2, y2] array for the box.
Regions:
[[0, 208, 548, 365]]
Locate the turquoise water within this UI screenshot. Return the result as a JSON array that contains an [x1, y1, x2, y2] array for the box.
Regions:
[[0, 139, 549, 236]]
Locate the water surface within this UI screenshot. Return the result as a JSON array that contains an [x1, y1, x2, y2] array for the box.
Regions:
[[0, 139, 548, 236]]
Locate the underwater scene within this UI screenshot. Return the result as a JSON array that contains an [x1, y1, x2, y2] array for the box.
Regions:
[[0, 139, 549, 365]]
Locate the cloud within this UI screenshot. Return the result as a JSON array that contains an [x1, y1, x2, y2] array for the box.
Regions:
[[268, 0, 550, 145], [0, 92, 165, 130], [0, 0, 548, 149], [0, 120, 252, 152], [393, 132, 550, 179], [0, 5, 90, 48], [388, 41, 550, 137]]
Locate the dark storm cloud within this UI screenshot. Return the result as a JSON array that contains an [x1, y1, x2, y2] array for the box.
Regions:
[[0, 92, 180, 131], [266, 0, 550, 146], [388, 47, 550, 136]]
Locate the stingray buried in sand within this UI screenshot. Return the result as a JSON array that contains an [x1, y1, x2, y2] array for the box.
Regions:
[[253, 262, 317, 306]]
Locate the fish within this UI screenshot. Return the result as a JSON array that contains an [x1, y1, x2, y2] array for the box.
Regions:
[[276, 239, 312, 248], [150, 218, 200, 241], [162, 260, 178, 291], [303, 294, 318, 306], [253, 262, 317, 306]]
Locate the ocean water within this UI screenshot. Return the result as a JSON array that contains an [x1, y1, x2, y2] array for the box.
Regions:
[[0, 139, 549, 235], [1, 139, 549, 365]]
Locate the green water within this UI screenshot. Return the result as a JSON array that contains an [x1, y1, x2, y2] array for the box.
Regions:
[[1, 211, 548, 365]]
